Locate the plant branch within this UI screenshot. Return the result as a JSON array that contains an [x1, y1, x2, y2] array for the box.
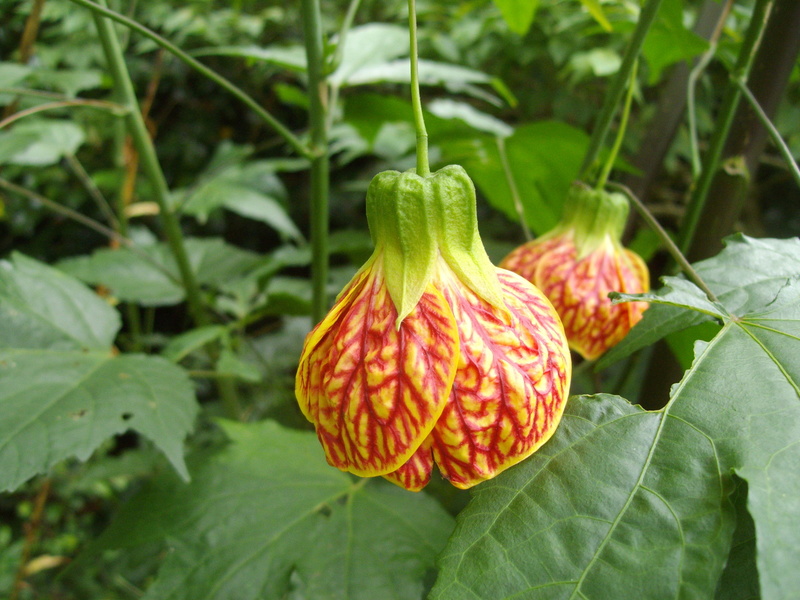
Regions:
[[0, 178, 182, 284], [408, 0, 430, 177], [9, 479, 50, 600], [67, 0, 314, 159], [678, 0, 775, 254], [609, 182, 719, 303], [0, 99, 128, 130], [733, 77, 800, 190], [686, 0, 735, 177], [301, 0, 331, 324], [91, 0, 208, 328], [579, 0, 664, 178]]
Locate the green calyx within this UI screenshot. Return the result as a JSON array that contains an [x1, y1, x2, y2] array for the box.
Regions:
[[558, 183, 631, 258], [366, 165, 504, 327]]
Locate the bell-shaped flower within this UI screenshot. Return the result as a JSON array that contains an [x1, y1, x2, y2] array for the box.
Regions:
[[500, 184, 649, 361], [296, 166, 571, 491]]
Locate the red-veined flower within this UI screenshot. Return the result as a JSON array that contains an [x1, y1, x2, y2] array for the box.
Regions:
[[296, 166, 571, 491], [500, 184, 649, 361]]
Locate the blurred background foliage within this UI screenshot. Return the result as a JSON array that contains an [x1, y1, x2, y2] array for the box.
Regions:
[[1, 0, 799, 597]]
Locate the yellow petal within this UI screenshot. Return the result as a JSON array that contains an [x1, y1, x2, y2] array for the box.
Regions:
[[429, 267, 571, 489], [296, 256, 459, 477]]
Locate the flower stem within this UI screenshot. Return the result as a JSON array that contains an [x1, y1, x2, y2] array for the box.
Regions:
[[733, 76, 800, 191], [408, 0, 430, 177], [595, 59, 638, 191], [301, 0, 331, 324], [678, 0, 775, 254], [609, 182, 719, 304], [67, 0, 313, 160], [579, 0, 664, 179]]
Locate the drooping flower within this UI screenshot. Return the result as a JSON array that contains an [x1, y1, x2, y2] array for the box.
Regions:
[[500, 183, 649, 361], [296, 165, 571, 491]]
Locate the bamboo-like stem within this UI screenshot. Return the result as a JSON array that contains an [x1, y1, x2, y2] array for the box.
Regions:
[[301, 0, 331, 324], [67, 0, 313, 160], [609, 182, 719, 303], [91, 1, 208, 328], [734, 77, 800, 190], [596, 60, 638, 191], [408, 0, 430, 177], [678, 0, 775, 254], [579, 0, 664, 178]]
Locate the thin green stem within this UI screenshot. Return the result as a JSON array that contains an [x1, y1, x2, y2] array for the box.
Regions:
[[330, 0, 363, 73], [734, 77, 800, 190], [497, 136, 531, 240], [609, 182, 720, 303], [596, 59, 638, 191], [91, 0, 208, 329], [408, 0, 429, 176], [0, 99, 127, 130], [678, 0, 775, 254], [301, 0, 331, 324], [579, 0, 664, 178], [67, 0, 313, 160], [65, 154, 120, 229]]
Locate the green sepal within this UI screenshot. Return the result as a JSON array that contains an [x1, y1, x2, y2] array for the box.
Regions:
[[366, 170, 438, 327], [430, 165, 505, 310], [559, 183, 630, 258]]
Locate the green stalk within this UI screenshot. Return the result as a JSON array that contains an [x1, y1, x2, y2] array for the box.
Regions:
[[408, 0, 430, 177], [579, 0, 664, 178], [678, 0, 775, 254], [596, 59, 638, 191], [92, 1, 241, 416], [91, 1, 207, 328], [301, 0, 331, 324], [733, 76, 800, 191], [68, 0, 313, 160]]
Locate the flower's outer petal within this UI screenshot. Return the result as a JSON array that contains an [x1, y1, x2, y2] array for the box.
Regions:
[[503, 235, 649, 360], [431, 268, 571, 489], [296, 259, 459, 479], [382, 437, 434, 492]]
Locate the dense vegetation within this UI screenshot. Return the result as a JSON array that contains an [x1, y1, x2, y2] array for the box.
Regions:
[[1, 0, 798, 598]]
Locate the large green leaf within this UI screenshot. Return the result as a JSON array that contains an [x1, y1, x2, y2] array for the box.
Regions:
[[58, 238, 262, 306], [432, 235, 800, 599], [0, 255, 197, 491], [642, 0, 709, 84], [95, 420, 455, 600]]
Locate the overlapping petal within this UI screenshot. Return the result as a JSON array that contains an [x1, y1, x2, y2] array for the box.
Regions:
[[296, 254, 459, 477]]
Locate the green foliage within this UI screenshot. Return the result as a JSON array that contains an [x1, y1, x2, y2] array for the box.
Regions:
[[432, 235, 800, 598], [94, 420, 455, 600]]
